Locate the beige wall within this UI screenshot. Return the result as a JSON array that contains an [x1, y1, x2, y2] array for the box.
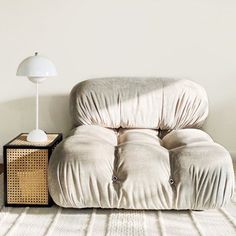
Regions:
[[1, 0, 236, 161]]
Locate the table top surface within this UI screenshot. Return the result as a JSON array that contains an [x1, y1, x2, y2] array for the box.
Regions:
[[4, 133, 62, 148]]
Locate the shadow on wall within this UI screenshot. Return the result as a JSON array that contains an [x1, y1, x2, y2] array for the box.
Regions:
[[203, 100, 236, 153], [0, 94, 71, 150]]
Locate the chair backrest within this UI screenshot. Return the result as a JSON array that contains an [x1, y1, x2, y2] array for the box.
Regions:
[[70, 77, 208, 130]]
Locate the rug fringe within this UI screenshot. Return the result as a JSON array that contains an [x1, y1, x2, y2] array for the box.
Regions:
[[44, 207, 62, 236], [157, 211, 166, 236], [189, 210, 205, 236], [4, 207, 29, 236], [219, 208, 236, 230], [86, 208, 97, 236]]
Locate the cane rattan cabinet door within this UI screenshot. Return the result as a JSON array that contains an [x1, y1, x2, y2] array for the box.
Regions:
[[6, 148, 48, 205]]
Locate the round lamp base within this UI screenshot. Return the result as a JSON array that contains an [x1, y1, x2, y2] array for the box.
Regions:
[[27, 129, 48, 142]]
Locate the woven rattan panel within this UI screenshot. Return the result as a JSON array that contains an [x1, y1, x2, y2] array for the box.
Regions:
[[7, 149, 48, 205], [9, 134, 58, 146]]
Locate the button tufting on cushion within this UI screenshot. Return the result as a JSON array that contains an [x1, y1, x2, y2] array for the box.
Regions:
[[112, 176, 118, 182]]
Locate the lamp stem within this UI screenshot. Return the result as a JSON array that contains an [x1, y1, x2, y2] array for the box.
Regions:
[[36, 82, 39, 130]]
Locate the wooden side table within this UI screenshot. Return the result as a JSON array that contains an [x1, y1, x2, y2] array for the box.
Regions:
[[3, 133, 62, 207]]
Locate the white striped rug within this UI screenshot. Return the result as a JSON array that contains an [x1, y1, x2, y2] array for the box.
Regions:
[[0, 172, 236, 236]]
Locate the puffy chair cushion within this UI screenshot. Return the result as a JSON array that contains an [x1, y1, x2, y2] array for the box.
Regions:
[[162, 129, 234, 209], [116, 129, 172, 209], [49, 127, 234, 210], [49, 78, 234, 210], [70, 78, 208, 129], [49, 126, 117, 208]]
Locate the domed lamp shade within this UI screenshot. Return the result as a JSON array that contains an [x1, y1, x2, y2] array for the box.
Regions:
[[16, 52, 57, 142]]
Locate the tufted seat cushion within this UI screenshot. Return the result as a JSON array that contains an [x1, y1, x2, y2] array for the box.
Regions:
[[49, 126, 234, 210], [49, 78, 234, 210]]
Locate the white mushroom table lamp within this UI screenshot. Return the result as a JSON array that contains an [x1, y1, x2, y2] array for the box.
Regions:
[[16, 52, 57, 142]]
